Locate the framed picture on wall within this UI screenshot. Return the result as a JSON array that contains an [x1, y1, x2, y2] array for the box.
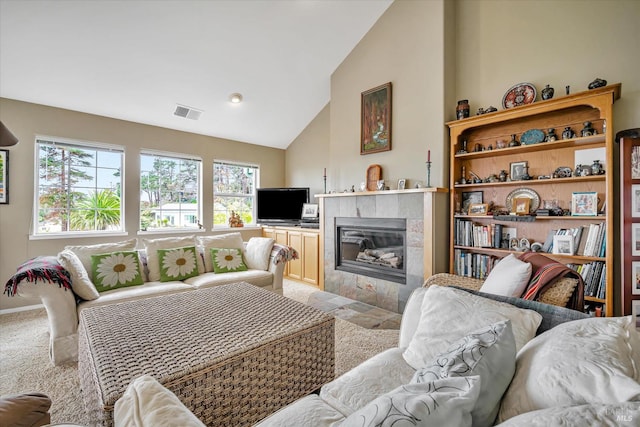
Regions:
[[632, 262, 640, 295], [633, 300, 640, 329], [633, 184, 640, 218], [633, 224, 640, 256], [0, 149, 8, 204], [361, 82, 392, 155]]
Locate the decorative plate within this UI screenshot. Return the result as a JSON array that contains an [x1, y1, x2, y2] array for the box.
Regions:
[[520, 129, 545, 145], [502, 83, 537, 109], [505, 187, 541, 213]]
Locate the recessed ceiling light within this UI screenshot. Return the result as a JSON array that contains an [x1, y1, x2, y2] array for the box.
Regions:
[[229, 93, 243, 104]]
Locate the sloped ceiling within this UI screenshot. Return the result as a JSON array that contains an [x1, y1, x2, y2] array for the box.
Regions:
[[0, 0, 393, 149]]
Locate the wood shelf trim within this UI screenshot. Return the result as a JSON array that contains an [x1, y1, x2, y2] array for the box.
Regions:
[[454, 175, 605, 188], [453, 245, 605, 262], [453, 214, 606, 220], [454, 135, 604, 159]]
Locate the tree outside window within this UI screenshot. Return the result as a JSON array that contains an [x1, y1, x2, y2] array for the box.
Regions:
[[213, 162, 257, 227], [140, 152, 201, 231], [35, 139, 123, 235]]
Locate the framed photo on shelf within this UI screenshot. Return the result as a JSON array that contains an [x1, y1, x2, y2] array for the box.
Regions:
[[632, 184, 640, 218], [301, 203, 319, 219], [571, 191, 598, 216], [461, 191, 483, 214], [468, 203, 489, 216], [633, 223, 640, 256], [552, 234, 575, 255], [361, 82, 392, 155], [513, 197, 530, 215], [509, 161, 527, 181], [397, 179, 406, 190], [633, 262, 640, 295], [0, 149, 8, 204]]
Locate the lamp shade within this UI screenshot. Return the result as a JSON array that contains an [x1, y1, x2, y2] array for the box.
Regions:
[[0, 121, 19, 146]]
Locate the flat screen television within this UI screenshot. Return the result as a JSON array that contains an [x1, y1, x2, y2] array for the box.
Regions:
[[256, 187, 309, 225]]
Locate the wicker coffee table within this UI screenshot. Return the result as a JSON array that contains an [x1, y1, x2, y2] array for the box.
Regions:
[[78, 282, 335, 426]]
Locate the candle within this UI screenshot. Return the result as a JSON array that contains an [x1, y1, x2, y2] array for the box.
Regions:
[[323, 168, 326, 177], [428, 150, 431, 162]]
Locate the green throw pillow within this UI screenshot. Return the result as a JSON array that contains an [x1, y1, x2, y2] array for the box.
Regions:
[[91, 251, 144, 292], [158, 246, 199, 282], [211, 248, 248, 273]]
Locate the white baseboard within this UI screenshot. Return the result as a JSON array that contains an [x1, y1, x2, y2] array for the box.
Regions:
[[0, 303, 45, 315]]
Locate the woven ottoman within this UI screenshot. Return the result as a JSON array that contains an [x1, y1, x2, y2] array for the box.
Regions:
[[78, 282, 335, 426]]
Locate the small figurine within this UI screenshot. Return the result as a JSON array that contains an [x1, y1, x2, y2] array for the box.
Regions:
[[562, 126, 576, 139], [228, 211, 244, 228], [476, 107, 485, 115], [484, 106, 498, 113], [566, 85, 570, 95], [591, 160, 604, 175], [508, 134, 520, 147], [499, 170, 508, 182]]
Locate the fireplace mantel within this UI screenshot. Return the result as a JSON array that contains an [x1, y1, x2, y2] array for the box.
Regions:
[[315, 187, 449, 313]]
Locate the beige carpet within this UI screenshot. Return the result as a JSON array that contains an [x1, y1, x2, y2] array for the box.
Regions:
[[0, 280, 398, 425]]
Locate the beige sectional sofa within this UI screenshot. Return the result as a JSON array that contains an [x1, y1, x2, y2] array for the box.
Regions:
[[11, 232, 296, 366], [113, 281, 640, 426]]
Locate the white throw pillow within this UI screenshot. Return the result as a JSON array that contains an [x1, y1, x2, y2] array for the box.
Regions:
[[497, 403, 640, 427], [57, 249, 100, 301], [339, 376, 480, 427], [114, 375, 205, 427], [142, 236, 204, 281], [479, 254, 532, 297], [244, 237, 275, 271], [64, 238, 138, 277], [197, 233, 244, 272], [402, 285, 542, 370], [498, 315, 640, 422], [411, 320, 516, 427]]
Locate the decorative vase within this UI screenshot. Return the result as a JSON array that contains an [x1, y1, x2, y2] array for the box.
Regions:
[[581, 121, 596, 137], [499, 170, 508, 182], [544, 128, 557, 142], [541, 84, 554, 100], [456, 100, 470, 120], [562, 126, 575, 140], [591, 160, 603, 175], [508, 134, 520, 147]]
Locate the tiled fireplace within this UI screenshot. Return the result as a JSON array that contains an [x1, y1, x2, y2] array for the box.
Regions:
[[317, 188, 449, 313]]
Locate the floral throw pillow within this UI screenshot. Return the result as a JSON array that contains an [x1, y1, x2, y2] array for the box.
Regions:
[[158, 246, 199, 282], [211, 248, 248, 273], [91, 251, 144, 292]]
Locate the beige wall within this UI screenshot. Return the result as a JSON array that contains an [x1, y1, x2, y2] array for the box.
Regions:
[[328, 0, 450, 192], [285, 103, 330, 197], [0, 98, 284, 310]]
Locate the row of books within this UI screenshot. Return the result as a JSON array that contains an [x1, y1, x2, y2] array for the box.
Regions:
[[542, 223, 605, 256], [567, 261, 606, 299], [454, 219, 508, 249], [453, 250, 498, 279], [455, 218, 607, 258]]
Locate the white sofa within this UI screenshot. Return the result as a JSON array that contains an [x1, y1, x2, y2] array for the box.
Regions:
[[113, 283, 640, 427], [9, 233, 296, 366]]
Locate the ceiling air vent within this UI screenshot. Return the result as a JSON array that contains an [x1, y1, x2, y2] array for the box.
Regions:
[[174, 104, 203, 120]]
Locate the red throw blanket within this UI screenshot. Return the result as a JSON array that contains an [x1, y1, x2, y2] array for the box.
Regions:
[[4, 256, 72, 297], [519, 252, 584, 311]]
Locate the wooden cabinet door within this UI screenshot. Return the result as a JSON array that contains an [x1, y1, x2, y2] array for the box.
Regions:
[[301, 232, 319, 285], [287, 231, 303, 280]]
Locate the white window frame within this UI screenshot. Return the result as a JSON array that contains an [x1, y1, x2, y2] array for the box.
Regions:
[[32, 136, 125, 238], [139, 149, 202, 233], [213, 160, 259, 228]]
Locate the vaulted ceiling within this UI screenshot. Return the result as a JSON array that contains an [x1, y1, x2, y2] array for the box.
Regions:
[[0, 0, 393, 149]]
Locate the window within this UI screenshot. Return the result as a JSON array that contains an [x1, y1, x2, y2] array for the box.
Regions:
[[140, 151, 201, 231], [213, 161, 258, 227], [35, 137, 124, 235]]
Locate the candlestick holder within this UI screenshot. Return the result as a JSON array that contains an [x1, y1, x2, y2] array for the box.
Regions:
[[426, 161, 432, 187], [323, 174, 327, 194]]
